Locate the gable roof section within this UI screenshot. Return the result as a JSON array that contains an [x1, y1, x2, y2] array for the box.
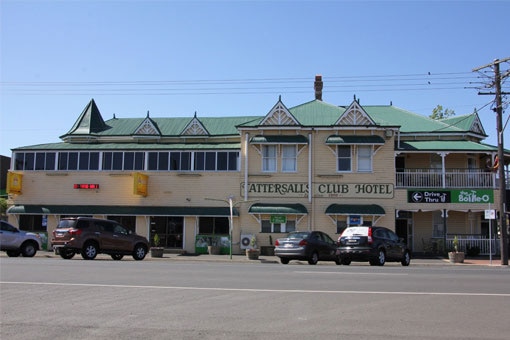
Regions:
[[440, 113, 486, 136], [133, 113, 162, 136], [63, 99, 110, 137], [181, 114, 209, 136], [259, 98, 299, 126], [336, 100, 375, 125], [84, 116, 259, 137]]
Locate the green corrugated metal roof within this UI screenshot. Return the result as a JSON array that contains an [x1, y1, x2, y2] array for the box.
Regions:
[[7, 205, 239, 216], [326, 135, 385, 144], [440, 114, 474, 131], [250, 135, 309, 144], [12, 142, 241, 151], [325, 204, 385, 215], [364, 106, 463, 133], [289, 100, 346, 125], [397, 140, 498, 151], [248, 203, 308, 215]]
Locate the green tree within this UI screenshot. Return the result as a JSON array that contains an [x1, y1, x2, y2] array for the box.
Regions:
[[0, 198, 7, 218], [430, 105, 455, 120]]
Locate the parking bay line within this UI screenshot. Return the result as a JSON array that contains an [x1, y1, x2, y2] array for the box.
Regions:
[[298, 271, 409, 276], [2, 281, 509, 297]]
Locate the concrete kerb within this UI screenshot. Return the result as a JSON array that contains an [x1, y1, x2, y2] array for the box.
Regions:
[[2, 250, 506, 266]]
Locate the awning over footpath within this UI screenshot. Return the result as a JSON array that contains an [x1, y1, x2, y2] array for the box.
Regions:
[[248, 203, 308, 215], [7, 205, 239, 217], [250, 135, 309, 144], [326, 135, 385, 145], [325, 204, 385, 215]]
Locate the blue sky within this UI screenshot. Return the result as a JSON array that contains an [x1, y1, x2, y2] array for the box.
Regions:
[[1, 0, 509, 157]]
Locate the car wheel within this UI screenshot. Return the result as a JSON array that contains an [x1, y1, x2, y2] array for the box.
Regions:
[[59, 249, 75, 259], [335, 256, 342, 265], [132, 244, 147, 261], [341, 257, 351, 265], [21, 241, 37, 257], [111, 254, 124, 261], [308, 251, 319, 265], [371, 249, 385, 266], [81, 242, 98, 260], [401, 251, 411, 266], [280, 257, 290, 264], [6, 250, 20, 257]]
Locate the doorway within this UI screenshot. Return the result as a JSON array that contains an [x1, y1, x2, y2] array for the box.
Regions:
[[396, 211, 413, 251], [150, 216, 184, 248]]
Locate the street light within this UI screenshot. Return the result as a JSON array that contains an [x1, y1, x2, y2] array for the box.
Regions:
[[205, 196, 258, 259]]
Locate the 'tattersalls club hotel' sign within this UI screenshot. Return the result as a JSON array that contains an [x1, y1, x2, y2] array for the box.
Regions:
[[241, 182, 394, 199]]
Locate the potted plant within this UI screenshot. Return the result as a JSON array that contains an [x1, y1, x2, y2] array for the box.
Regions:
[[448, 236, 464, 263], [150, 233, 164, 258], [246, 235, 260, 260]]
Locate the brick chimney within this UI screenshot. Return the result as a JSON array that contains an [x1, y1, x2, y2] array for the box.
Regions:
[[314, 75, 323, 101]]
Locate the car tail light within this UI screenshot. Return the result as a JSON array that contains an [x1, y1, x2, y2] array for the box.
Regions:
[[274, 239, 280, 246], [368, 227, 373, 245], [69, 228, 82, 236], [298, 239, 308, 246]]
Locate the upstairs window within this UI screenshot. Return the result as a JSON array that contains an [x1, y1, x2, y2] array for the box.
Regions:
[[337, 145, 351, 172], [281, 145, 297, 172], [262, 145, 277, 172], [357, 145, 372, 172]]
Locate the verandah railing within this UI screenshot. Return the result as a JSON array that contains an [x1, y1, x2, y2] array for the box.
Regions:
[[396, 168, 497, 188]]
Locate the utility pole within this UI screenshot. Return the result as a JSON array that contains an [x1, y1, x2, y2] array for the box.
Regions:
[[473, 57, 509, 265]]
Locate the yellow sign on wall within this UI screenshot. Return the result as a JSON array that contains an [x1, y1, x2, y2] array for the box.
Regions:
[[133, 172, 148, 197], [7, 171, 23, 194]]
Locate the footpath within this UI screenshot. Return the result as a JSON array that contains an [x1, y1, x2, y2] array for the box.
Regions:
[[9, 250, 508, 266]]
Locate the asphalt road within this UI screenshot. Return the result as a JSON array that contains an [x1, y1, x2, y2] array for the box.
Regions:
[[1, 256, 509, 340]]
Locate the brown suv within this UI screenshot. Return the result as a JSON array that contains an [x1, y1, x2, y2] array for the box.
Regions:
[[51, 217, 149, 261]]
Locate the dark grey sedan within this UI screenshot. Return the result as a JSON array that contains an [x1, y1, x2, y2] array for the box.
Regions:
[[274, 231, 341, 265]]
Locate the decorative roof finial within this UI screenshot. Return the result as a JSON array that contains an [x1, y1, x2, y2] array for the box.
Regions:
[[194, 111, 197, 118], [146, 110, 150, 118]]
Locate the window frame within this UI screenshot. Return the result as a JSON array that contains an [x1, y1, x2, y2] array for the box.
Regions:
[[336, 145, 352, 172]]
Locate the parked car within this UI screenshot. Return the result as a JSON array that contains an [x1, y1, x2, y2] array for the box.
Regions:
[[337, 226, 411, 266], [274, 230, 341, 265], [0, 220, 42, 257], [51, 217, 149, 260]]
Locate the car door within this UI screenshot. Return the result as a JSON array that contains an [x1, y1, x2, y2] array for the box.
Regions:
[[320, 232, 338, 260], [110, 223, 134, 252], [0, 221, 19, 249], [386, 229, 404, 260], [381, 228, 399, 260]]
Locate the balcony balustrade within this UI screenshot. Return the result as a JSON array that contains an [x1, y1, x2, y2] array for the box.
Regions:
[[395, 168, 501, 188]]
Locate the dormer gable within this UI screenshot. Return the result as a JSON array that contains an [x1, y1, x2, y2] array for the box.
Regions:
[[181, 112, 209, 136], [440, 111, 487, 136], [470, 113, 485, 135], [133, 111, 161, 136], [259, 97, 299, 126], [336, 99, 375, 126]]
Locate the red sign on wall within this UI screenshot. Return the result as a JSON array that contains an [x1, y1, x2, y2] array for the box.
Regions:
[[74, 184, 100, 189]]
